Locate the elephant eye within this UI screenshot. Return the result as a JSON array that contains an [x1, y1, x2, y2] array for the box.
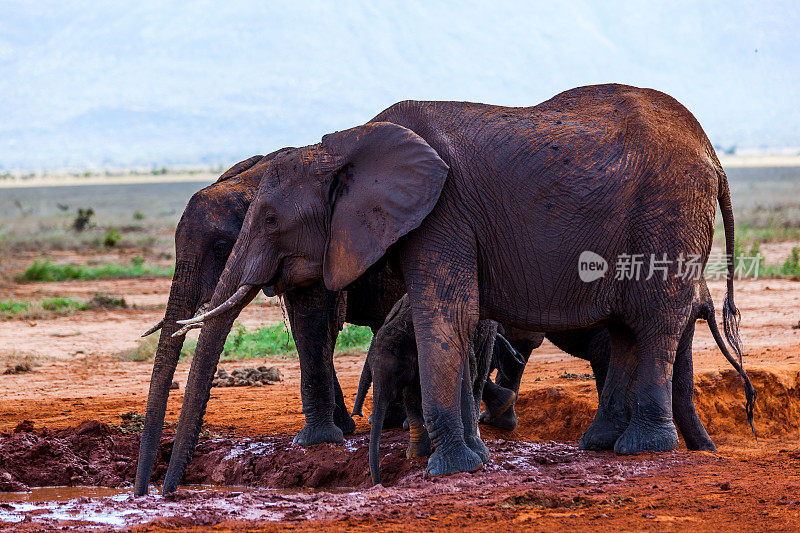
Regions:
[[264, 215, 279, 227], [212, 239, 232, 259]]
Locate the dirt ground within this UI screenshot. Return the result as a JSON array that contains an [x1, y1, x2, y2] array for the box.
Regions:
[[1, 271, 799, 530]]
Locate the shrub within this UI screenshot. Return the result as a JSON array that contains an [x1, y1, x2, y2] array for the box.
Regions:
[[103, 229, 122, 247]]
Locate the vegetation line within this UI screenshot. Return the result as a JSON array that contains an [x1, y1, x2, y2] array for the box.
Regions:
[[16, 257, 173, 282]]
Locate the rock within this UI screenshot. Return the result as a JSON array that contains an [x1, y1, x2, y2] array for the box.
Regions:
[[0, 471, 29, 492], [257, 366, 268, 373], [13, 420, 34, 433], [264, 367, 282, 382]]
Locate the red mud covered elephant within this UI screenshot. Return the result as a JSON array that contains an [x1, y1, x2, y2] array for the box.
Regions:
[[161, 83, 754, 492]]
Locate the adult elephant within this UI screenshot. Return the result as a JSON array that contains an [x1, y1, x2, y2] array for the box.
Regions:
[[133, 150, 406, 496], [169, 84, 751, 487]]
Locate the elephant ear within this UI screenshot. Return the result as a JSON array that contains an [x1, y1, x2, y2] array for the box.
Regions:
[[321, 122, 449, 291], [215, 155, 264, 183]]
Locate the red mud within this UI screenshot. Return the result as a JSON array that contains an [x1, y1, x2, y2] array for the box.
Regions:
[[0, 420, 713, 530]]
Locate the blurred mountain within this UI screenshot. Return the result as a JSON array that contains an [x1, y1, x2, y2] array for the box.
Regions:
[[1, 1, 798, 171]]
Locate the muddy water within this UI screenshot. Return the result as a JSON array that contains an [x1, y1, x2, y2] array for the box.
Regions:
[[0, 420, 694, 528]]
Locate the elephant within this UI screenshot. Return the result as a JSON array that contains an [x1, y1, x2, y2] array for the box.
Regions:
[[358, 294, 497, 485], [133, 150, 410, 496], [134, 151, 729, 496], [168, 83, 755, 487], [481, 278, 754, 452]]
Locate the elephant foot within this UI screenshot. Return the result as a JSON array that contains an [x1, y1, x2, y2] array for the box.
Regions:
[[465, 434, 490, 463], [684, 434, 717, 452], [613, 414, 678, 455], [579, 410, 627, 451], [293, 421, 344, 446], [425, 440, 483, 478], [406, 425, 432, 458], [479, 407, 518, 431], [676, 418, 717, 451], [479, 382, 518, 430], [333, 408, 356, 435], [686, 437, 717, 452]]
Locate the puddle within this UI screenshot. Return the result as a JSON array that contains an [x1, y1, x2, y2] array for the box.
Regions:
[[0, 484, 254, 503], [0, 486, 130, 502]]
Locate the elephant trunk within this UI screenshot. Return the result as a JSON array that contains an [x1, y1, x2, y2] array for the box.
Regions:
[[134, 261, 199, 496], [162, 308, 243, 493], [352, 360, 372, 417], [162, 258, 259, 493], [369, 390, 387, 485]]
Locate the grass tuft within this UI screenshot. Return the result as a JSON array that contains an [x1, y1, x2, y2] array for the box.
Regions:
[[114, 335, 194, 362], [0, 292, 127, 320], [16, 257, 173, 282]]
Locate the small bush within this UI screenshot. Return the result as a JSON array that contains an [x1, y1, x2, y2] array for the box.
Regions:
[[72, 208, 95, 232], [89, 292, 127, 309], [16, 258, 174, 282], [781, 247, 800, 277], [114, 335, 193, 362], [335, 325, 373, 351], [103, 229, 121, 247], [132, 211, 145, 220]]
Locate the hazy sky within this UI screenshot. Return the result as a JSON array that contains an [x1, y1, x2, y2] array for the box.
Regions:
[[1, 1, 798, 170]]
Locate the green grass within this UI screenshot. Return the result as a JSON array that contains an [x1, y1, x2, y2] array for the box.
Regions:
[[0, 297, 88, 319], [216, 323, 373, 361], [16, 257, 173, 282], [718, 240, 800, 279], [122, 323, 374, 363], [0, 293, 127, 320]]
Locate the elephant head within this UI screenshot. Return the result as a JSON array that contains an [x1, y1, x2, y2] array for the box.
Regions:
[[133, 149, 292, 496], [162, 122, 449, 492]]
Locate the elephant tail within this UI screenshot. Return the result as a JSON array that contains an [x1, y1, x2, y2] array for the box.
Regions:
[[716, 165, 744, 366], [352, 359, 372, 417], [701, 300, 757, 438]]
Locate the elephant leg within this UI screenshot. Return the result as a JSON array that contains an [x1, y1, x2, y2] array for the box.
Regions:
[[404, 380, 431, 458], [402, 246, 483, 477], [586, 329, 611, 398], [579, 324, 637, 450], [672, 320, 716, 451], [285, 284, 350, 446], [479, 336, 521, 429], [383, 392, 409, 429], [462, 358, 489, 462], [332, 372, 356, 435], [614, 311, 685, 455]]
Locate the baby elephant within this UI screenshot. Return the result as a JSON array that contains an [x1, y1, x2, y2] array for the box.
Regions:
[[356, 295, 498, 485]]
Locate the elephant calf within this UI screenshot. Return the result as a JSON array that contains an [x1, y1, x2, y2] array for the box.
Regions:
[[357, 295, 497, 485]]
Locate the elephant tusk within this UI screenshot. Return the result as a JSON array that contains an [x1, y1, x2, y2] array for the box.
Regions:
[[171, 321, 204, 338], [141, 318, 165, 337], [170, 302, 211, 337], [176, 285, 253, 326]]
